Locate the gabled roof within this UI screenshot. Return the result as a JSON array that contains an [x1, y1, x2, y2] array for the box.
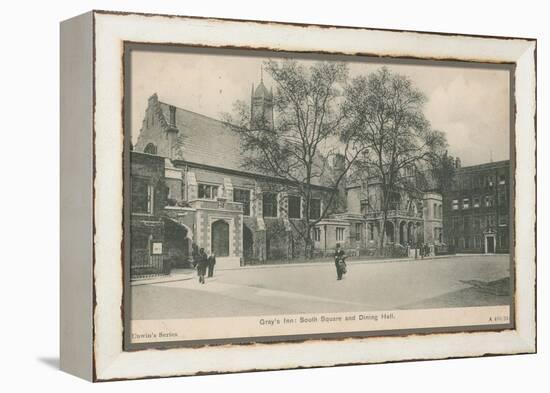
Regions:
[[151, 97, 327, 188], [158, 101, 244, 171]]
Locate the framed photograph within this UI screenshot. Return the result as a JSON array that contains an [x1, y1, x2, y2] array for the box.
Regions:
[[60, 10, 536, 381]]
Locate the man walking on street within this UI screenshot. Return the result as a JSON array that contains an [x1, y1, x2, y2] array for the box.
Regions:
[[207, 253, 216, 278]]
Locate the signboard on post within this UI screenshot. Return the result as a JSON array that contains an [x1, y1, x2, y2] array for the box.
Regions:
[[151, 242, 163, 255]]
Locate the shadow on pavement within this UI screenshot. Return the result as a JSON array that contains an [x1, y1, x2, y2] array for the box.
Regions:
[[401, 277, 511, 309]]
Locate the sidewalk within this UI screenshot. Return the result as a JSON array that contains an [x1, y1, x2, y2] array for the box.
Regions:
[[233, 253, 495, 271], [131, 268, 195, 286], [131, 253, 505, 286]]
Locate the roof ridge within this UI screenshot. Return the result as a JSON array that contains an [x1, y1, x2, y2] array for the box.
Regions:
[[458, 159, 510, 170], [158, 100, 225, 125]]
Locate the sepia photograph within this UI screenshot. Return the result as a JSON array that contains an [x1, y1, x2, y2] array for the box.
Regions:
[[124, 44, 514, 347]]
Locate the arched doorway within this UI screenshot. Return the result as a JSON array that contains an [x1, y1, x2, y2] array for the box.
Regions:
[[243, 225, 254, 260], [211, 220, 230, 257], [385, 221, 395, 243], [163, 218, 191, 268]]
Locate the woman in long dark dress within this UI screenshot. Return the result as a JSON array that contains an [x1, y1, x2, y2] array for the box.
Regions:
[[197, 248, 208, 284]]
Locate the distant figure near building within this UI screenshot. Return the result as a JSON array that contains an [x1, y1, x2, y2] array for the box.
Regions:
[[334, 243, 346, 281], [207, 253, 216, 278], [197, 248, 208, 284], [191, 242, 199, 268]]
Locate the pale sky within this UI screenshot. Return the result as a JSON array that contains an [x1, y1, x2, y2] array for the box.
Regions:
[[129, 47, 510, 167]]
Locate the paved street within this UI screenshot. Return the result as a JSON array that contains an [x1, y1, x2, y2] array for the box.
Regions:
[[131, 254, 511, 320]]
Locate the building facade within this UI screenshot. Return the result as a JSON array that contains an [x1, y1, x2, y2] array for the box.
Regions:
[[357, 174, 443, 252], [442, 159, 511, 254], [130, 77, 446, 276], [132, 80, 352, 272]]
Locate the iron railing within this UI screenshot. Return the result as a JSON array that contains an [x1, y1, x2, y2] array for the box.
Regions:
[[130, 250, 168, 280]]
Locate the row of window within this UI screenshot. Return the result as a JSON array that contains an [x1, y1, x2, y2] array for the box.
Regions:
[[454, 174, 507, 190], [450, 214, 508, 231], [262, 192, 322, 220], [198, 184, 219, 200], [197, 183, 322, 219], [311, 224, 363, 243], [133, 179, 324, 219], [450, 234, 508, 249], [451, 192, 508, 210]]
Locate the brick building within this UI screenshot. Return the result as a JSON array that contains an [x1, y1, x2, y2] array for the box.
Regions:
[[442, 159, 511, 254]]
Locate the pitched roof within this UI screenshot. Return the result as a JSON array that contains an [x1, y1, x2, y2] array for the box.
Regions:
[[158, 102, 245, 171], [156, 99, 327, 188]]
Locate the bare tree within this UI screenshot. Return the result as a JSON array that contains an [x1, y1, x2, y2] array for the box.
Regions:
[[343, 67, 447, 253], [224, 60, 365, 258]]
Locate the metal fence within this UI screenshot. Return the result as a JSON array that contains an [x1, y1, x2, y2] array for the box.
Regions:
[[130, 250, 168, 280]]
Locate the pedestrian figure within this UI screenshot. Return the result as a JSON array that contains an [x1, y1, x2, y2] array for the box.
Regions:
[[207, 253, 216, 278], [334, 243, 346, 281], [191, 242, 199, 268], [197, 248, 208, 284]]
